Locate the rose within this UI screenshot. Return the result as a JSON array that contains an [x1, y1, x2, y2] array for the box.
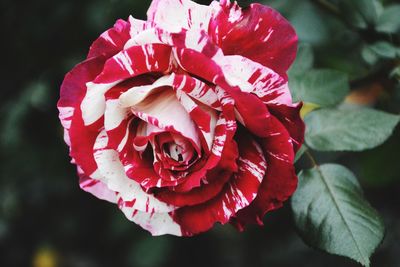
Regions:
[[57, 0, 304, 236]]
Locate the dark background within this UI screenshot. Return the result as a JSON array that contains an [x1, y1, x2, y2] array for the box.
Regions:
[[1, 0, 399, 266]]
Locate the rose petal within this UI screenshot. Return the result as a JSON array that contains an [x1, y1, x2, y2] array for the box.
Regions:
[[268, 103, 305, 152], [128, 15, 154, 38], [119, 208, 182, 236], [122, 73, 219, 151], [58, 56, 107, 175], [93, 130, 176, 213], [168, 73, 220, 110], [88, 19, 131, 59], [58, 56, 106, 113], [209, 2, 297, 76], [172, 132, 266, 236], [104, 77, 158, 151], [174, 47, 283, 138], [120, 121, 181, 189], [233, 117, 297, 227], [175, 90, 215, 145], [126, 88, 201, 151], [147, 0, 215, 32], [124, 27, 222, 59], [155, 168, 232, 206], [94, 43, 172, 84], [154, 138, 238, 206], [217, 55, 292, 105], [80, 44, 172, 125], [78, 169, 117, 203], [171, 113, 230, 192]]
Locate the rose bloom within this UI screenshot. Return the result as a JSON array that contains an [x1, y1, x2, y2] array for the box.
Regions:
[[58, 0, 304, 236]]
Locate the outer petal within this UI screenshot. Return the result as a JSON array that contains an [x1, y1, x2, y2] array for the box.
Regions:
[[217, 55, 292, 105], [58, 56, 106, 175], [80, 44, 173, 126], [124, 27, 222, 59], [88, 19, 131, 59], [58, 56, 106, 116], [233, 117, 297, 227], [94, 43, 172, 84], [268, 103, 305, 153], [171, 132, 266, 236], [209, 3, 297, 76], [120, 208, 182, 236], [147, 0, 215, 32], [78, 171, 117, 203]]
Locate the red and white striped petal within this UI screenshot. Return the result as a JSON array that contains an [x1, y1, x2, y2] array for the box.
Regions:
[[118, 75, 176, 108], [119, 121, 185, 190], [104, 99, 129, 131], [92, 130, 176, 213], [120, 73, 220, 151], [172, 133, 266, 236], [124, 25, 223, 61], [59, 106, 74, 146], [233, 116, 296, 227], [88, 19, 131, 59], [80, 44, 172, 125], [174, 47, 283, 138], [122, 87, 201, 151], [147, 0, 216, 32], [171, 113, 230, 192], [209, 2, 297, 76], [155, 169, 231, 207], [175, 90, 218, 151], [94, 44, 173, 84], [78, 169, 117, 204], [81, 81, 120, 126], [120, 208, 182, 236], [58, 57, 108, 176], [168, 73, 220, 110], [154, 139, 238, 207], [58, 56, 106, 127], [268, 103, 305, 153], [104, 76, 158, 151], [217, 55, 292, 105], [128, 16, 153, 38]]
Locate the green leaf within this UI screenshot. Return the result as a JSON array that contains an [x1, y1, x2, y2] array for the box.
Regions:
[[292, 164, 385, 267], [289, 43, 314, 76], [290, 69, 349, 107], [305, 108, 400, 151], [338, 0, 379, 29], [376, 5, 400, 33], [390, 65, 400, 80], [361, 46, 379, 65], [368, 41, 398, 59], [289, 1, 329, 45]]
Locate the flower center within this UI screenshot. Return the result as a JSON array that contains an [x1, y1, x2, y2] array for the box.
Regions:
[[168, 143, 184, 162]]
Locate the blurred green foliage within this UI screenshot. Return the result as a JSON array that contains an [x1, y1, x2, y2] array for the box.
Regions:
[[1, 0, 400, 266]]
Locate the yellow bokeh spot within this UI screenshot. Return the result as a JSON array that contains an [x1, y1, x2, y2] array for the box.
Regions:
[[33, 248, 57, 267], [300, 102, 320, 118]]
